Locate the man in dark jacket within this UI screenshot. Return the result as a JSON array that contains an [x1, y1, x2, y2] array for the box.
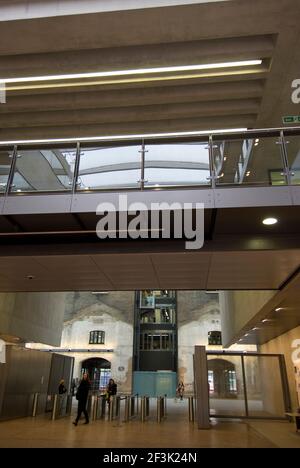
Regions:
[[73, 373, 91, 426]]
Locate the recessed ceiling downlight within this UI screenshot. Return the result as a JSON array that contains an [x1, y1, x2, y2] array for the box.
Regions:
[[262, 217, 278, 226]]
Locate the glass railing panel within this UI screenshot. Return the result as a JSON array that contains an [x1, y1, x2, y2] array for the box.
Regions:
[[77, 145, 141, 190], [213, 136, 286, 186], [144, 142, 210, 187], [10, 147, 76, 192], [284, 135, 300, 184], [244, 355, 286, 418], [0, 148, 14, 193], [207, 354, 246, 417]]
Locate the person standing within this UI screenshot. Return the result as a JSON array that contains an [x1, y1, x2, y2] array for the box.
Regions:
[[106, 378, 117, 407], [176, 381, 185, 401], [73, 373, 91, 426], [58, 379, 67, 394]]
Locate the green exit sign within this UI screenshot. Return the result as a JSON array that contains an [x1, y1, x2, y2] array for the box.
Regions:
[[282, 115, 300, 124]]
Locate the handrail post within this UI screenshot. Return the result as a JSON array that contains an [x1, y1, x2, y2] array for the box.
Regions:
[[5, 144, 17, 196], [280, 130, 292, 185], [208, 134, 216, 189], [72, 141, 81, 193]]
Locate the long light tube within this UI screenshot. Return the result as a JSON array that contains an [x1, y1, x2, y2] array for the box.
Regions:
[[0, 60, 262, 84]]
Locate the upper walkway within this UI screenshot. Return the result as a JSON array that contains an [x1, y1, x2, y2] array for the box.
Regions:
[[0, 127, 300, 216]]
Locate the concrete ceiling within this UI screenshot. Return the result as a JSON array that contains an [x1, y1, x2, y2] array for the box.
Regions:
[[0, 0, 299, 140], [0, 249, 299, 292]]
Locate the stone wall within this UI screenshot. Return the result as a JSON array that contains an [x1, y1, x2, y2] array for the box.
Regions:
[[177, 291, 220, 393]]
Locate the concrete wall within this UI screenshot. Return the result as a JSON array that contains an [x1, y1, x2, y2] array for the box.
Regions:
[[0, 1, 229, 22], [260, 325, 300, 411], [220, 290, 276, 347], [0, 292, 67, 346], [177, 291, 220, 393]]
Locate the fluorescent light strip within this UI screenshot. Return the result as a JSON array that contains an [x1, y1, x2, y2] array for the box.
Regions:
[[0, 60, 262, 84], [5, 68, 265, 91], [0, 128, 248, 145]]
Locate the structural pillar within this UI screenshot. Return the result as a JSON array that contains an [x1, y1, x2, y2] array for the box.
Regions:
[[193, 345, 210, 429]]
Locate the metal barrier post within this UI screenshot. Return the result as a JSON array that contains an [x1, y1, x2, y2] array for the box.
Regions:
[[131, 396, 135, 417], [164, 394, 167, 417], [141, 396, 146, 422], [101, 395, 106, 419], [66, 394, 73, 415], [188, 396, 194, 422], [146, 396, 150, 417], [109, 396, 115, 421], [157, 397, 162, 423], [115, 396, 121, 418], [124, 396, 129, 422], [92, 395, 98, 421], [51, 394, 58, 420], [136, 394, 139, 415], [87, 394, 93, 420], [32, 393, 39, 417]]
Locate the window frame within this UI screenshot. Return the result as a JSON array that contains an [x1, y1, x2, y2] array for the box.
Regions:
[[89, 330, 105, 345]]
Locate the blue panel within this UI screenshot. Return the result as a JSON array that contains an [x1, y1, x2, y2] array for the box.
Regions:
[[133, 371, 177, 397]]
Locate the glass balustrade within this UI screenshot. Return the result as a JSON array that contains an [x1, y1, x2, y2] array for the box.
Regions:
[[144, 142, 210, 187], [77, 145, 141, 190], [10, 147, 76, 192], [2, 129, 300, 194], [212, 135, 286, 186]]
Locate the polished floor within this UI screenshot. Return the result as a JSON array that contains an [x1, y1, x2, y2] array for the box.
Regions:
[[0, 399, 299, 448]]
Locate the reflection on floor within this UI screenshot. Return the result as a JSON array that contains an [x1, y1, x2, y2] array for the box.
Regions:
[[0, 398, 299, 448], [210, 398, 282, 418]]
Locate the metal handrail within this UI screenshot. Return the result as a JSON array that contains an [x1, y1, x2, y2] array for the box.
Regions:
[[0, 126, 300, 148]]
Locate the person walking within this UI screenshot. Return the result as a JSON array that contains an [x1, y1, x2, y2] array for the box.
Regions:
[[73, 373, 91, 426]]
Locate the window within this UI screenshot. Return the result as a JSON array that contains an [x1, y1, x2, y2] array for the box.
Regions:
[[139, 332, 174, 351], [208, 331, 222, 346], [89, 330, 105, 344]]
